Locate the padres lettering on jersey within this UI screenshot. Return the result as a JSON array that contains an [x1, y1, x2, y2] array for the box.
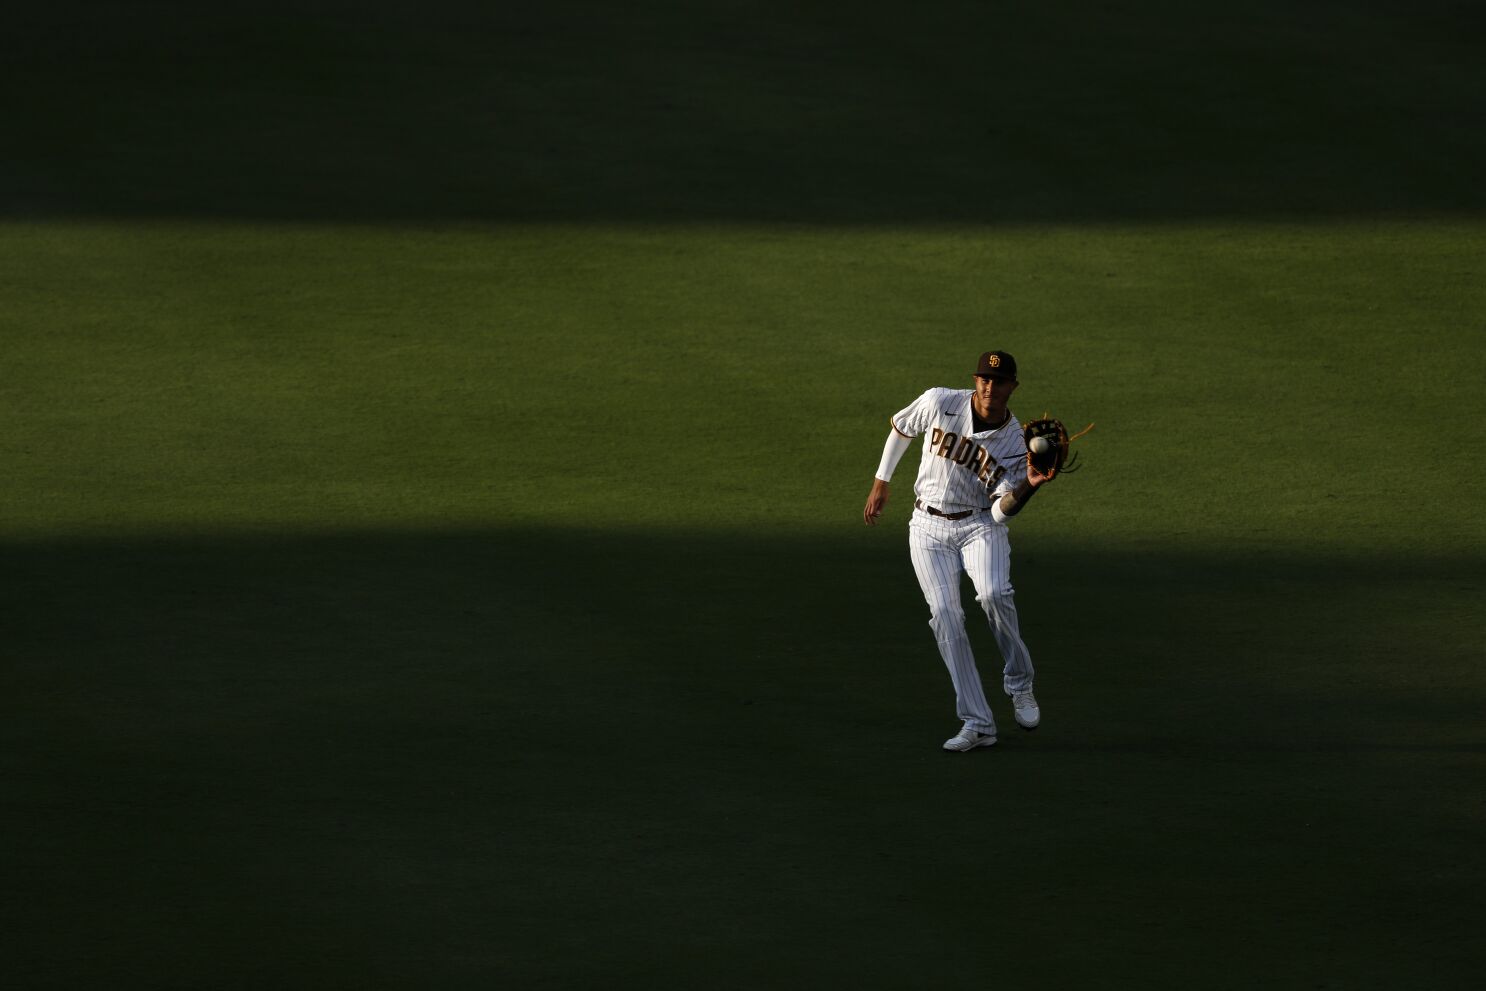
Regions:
[[892, 388, 1025, 513], [926, 426, 1008, 492]]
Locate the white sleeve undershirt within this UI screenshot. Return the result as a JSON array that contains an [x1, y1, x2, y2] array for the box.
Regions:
[[875, 429, 912, 482]]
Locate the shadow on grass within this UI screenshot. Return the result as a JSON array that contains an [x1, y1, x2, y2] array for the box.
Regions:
[[3, 527, 1483, 988], [4, 1, 1483, 224]]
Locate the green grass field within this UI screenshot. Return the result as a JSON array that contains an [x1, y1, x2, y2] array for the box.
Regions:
[[3, 2, 1485, 988]]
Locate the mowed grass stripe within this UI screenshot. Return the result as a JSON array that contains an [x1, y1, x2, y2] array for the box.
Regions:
[[3, 221, 1482, 550]]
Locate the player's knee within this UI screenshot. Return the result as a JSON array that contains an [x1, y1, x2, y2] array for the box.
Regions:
[[927, 603, 967, 641], [976, 588, 1016, 615]]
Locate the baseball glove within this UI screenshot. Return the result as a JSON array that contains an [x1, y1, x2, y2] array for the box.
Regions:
[[1023, 415, 1094, 481]]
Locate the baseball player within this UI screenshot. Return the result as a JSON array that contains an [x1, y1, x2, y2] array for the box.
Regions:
[[863, 350, 1050, 752]]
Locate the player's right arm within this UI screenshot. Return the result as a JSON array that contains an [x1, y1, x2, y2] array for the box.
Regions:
[[865, 393, 932, 526], [864, 426, 912, 525], [864, 477, 891, 526]]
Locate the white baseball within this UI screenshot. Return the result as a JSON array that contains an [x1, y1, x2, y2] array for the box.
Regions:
[[1029, 436, 1051, 454]]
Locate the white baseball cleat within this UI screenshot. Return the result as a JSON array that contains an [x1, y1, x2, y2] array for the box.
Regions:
[[1007, 690, 1040, 730], [942, 728, 997, 752]]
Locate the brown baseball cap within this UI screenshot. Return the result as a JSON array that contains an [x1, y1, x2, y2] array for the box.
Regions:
[[975, 350, 1018, 381]]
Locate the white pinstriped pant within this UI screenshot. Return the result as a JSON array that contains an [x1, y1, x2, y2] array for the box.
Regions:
[[908, 508, 1035, 735]]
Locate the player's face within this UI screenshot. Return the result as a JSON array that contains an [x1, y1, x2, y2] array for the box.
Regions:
[[974, 374, 1017, 411]]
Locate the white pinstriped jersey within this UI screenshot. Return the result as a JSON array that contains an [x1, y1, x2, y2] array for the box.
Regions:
[[892, 388, 1025, 513]]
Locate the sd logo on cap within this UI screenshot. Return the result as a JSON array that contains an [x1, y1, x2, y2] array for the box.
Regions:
[[975, 351, 1018, 381]]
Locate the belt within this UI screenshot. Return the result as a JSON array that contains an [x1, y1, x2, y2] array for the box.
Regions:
[[915, 499, 977, 521]]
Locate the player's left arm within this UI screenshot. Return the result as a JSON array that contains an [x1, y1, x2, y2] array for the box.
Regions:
[[992, 467, 1050, 522], [993, 416, 1088, 521], [989, 434, 1055, 523]]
